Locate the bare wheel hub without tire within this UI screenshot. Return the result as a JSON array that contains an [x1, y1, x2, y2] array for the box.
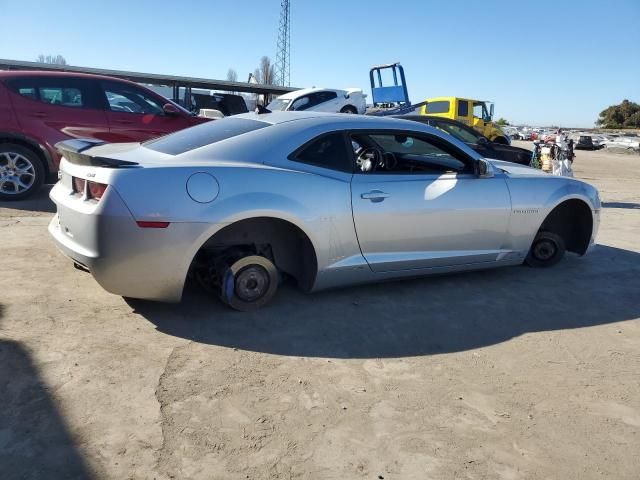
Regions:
[[0, 152, 36, 195], [235, 265, 270, 302], [532, 238, 556, 261], [219, 255, 280, 311]]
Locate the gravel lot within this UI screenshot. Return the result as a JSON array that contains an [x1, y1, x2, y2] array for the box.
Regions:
[[1, 145, 639, 480]]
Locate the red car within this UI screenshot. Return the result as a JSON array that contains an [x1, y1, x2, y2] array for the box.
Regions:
[[0, 71, 209, 199]]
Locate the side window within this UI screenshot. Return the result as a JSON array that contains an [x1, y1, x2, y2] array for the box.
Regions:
[[317, 91, 337, 103], [425, 101, 450, 114], [352, 132, 473, 174], [102, 81, 165, 115], [291, 95, 311, 111], [18, 87, 36, 100], [8, 77, 91, 108], [457, 100, 469, 117], [291, 132, 352, 172], [38, 86, 83, 107]]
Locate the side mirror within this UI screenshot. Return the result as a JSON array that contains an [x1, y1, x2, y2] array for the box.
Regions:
[[163, 103, 180, 116], [477, 158, 494, 178], [477, 137, 489, 145]]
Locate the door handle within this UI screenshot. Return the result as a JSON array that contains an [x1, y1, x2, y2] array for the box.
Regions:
[[32, 112, 48, 118], [115, 119, 133, 124], [361, 190, 390, 202]]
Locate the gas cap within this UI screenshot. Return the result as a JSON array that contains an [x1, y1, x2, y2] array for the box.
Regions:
[[186, 172, 219, 203]]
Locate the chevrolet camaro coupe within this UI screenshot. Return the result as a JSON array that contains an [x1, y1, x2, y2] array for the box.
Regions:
[[49, 112, 600, 311]]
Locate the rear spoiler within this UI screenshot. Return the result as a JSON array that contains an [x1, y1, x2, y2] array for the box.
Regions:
[[55, 139, 139, 168]]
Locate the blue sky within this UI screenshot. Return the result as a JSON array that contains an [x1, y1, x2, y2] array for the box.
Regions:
[[1, 0, 638, 127]]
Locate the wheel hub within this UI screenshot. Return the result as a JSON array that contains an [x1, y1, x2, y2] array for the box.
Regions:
[[534, 239, 556, 261], [0, 152, 36, 194], [235, 265, 270, 302]]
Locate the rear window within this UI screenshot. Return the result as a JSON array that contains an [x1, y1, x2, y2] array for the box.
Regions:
[[425, 101, 450, 114], [144, 118, 269, 155]]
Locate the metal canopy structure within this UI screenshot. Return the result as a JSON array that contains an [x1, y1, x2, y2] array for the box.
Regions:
[[0, 59, 297, 96]]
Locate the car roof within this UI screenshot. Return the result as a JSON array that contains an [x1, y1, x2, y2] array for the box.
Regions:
[[0, 69, 145, 87], [275, 87, 344, 100], [397, 114, 480, 131], [222, 111, 483, 160], [235, 111, 433, 128]]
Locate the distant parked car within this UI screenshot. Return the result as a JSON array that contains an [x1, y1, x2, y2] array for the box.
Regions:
[[267, 87, 367, 114], [575, 135, 601, 150], [0, 71, 209, 199], [604, 136, 640, 151], [518, 131, 532, 141], [399, 115, 533, 165]]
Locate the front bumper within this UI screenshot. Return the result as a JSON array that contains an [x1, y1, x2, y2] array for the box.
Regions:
[[587, 209, 601, 253], [49, 182, 213, 302]]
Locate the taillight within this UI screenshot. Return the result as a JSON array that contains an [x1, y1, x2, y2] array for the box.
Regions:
[[73, 177, 86, 195], [87, 181, 107, 200]]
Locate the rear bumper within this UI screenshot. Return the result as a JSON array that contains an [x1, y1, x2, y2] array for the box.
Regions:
[[49, 182, 213, 302]]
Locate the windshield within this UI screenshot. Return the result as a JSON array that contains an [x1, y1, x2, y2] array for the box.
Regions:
[[144, 118, 269, 155], [433, 122, 481, 144], [266, 98, 291, 111]]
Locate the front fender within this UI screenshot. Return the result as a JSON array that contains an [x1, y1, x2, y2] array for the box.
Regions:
[[505, 176, 599, 253]]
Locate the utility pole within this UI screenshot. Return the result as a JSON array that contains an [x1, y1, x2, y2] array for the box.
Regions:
[[275, 0, 291, 87]]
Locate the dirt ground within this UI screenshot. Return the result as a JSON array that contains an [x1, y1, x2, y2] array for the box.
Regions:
[[1, 145, 639, 480]]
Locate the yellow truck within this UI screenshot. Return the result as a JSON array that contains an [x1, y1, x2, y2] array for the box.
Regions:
[[419, 97, 510, 144]]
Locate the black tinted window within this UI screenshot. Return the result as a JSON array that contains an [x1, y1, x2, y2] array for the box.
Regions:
[[145, 118, 269, 155], [425, 101, 450, 114], [293, 133, 352, 172], [317, 91, 338, 103], [457, 100, 469, 116], [434, 122, 480, 143]]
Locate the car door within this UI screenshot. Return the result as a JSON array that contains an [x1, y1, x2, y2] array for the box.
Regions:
[[99, 80, 192, 142], [456, 99, 472, 126], [6, 75, 110, 148], [315, 91, 340, 112], [350, 130, 512, 272]]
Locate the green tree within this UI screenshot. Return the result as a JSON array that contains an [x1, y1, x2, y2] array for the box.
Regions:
[[597, 100, 640, 128], [623, 111, 640, 128], [496, 118, 509, 126]]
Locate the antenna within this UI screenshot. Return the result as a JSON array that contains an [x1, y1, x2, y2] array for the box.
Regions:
[[275, 0, 291, 87]]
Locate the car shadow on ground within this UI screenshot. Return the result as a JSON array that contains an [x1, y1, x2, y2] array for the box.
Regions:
[[129, 245, 640, 359], [0, 185, 55, 213], [602, 201, 640, 210], [0, 304, 96, 479]]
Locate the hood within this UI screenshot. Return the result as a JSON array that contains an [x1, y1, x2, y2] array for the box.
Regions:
[[488, 159, 549, 177]]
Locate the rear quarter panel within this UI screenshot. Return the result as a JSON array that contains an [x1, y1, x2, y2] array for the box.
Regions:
[[109, 162, 362, 290]]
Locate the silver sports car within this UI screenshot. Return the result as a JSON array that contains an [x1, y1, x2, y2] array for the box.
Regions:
[[49, 112, 600, 311]]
